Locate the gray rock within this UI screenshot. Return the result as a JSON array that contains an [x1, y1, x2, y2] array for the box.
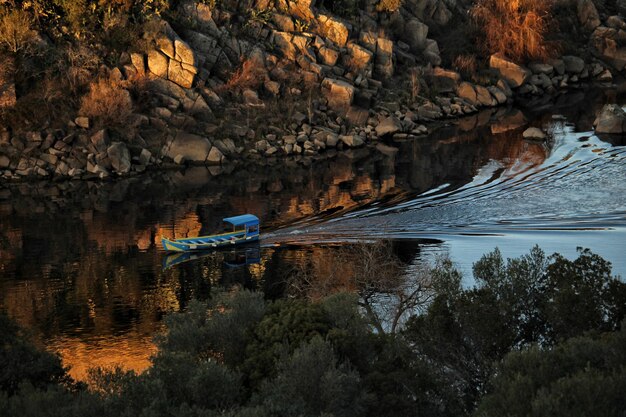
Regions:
[[529, 62, 554, 74], [523, 127, 547, 140], [340, 135, 364, 148], [594, 104, 626, 133], [173, 154, 186, 165], [91, 129, 109, 152], [166, 132, 211, 162], [488, 86, 508, 104], [107, 142, 131, 174], [549, 58, 566, 75], [375, 116, 403, 137], [0, 155, 9, 169], [405, 19, 429, 51], [563, 55, 585, 74]]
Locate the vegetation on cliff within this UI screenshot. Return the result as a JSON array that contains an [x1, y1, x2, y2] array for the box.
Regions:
[[1, 246, 625, 417]]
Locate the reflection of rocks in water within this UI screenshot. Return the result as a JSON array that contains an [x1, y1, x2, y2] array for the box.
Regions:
[[395, 113, 549, 193]]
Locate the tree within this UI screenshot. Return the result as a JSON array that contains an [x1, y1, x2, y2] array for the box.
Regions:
[[476, 324, 626, 417], [0, 312, 70, 396], [0, 8, 36, 54], [404, 246, 626, 414]]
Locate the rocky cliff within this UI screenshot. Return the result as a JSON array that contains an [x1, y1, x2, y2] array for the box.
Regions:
[[0, 0, 623, 180]]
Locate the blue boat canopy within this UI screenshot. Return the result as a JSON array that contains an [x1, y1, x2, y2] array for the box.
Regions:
[[222, 214, 259, 227]]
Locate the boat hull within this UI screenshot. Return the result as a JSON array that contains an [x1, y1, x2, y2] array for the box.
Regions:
[[162, 234, 259, 252]]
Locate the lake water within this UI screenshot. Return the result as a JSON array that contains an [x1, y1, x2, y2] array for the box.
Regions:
[[1, 87, 625, 379]]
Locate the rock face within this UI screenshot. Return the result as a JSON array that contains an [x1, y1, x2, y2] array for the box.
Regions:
[[322, 78, 355, 112], [166, 132, 212, 162], [594, 104, 626, 134], [148, 22, 197, 88], [317, 14, 349, 47], [489, 54, 531, 88]]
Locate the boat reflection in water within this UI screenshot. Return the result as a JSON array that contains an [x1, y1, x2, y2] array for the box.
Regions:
[[162, 244, 262, 270]]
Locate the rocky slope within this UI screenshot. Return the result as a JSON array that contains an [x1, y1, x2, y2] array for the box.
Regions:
[[0, 0, 624, 181]]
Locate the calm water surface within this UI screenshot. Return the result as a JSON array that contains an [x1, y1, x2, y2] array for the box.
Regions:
[[1, 88, 625, 379]]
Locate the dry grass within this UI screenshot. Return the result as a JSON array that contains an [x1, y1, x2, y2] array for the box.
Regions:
[[219, 58, 266, 93], [453, 54, 478, 78], [79, 76, 133, 129], [471, 0, 556, 62]]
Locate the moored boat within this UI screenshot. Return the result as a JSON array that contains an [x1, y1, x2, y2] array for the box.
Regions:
[[161, 214, 260, 252]]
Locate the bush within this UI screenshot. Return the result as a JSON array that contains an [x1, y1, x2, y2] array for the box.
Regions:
[[78, 76, 133, 129], [471, 0, 556, 62], [0, 8, 36, 54], [376, 0, 402, 13], [476, 325, 626, 417], [0, 312, 70, 396]]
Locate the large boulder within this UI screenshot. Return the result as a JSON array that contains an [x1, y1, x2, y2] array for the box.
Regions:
[[457, 82, 478, 105], [593, 104, 626, 134], [489, 54, 531, 88], [166, 132, 212, 162], [273, 31, 297, 61], [375, 116, 403, 137], [562, 55, 585, 74], [317, 14, 350, 47], [148, 22, 197, 88], [405, 19, 429, 51], [345, 42, 374, 73], [423, 39, 441, 66], [107, 142, 131, 174], [577, 0, 601, 32], [321, 78, 355, 112], [148, 50, 170, 78]]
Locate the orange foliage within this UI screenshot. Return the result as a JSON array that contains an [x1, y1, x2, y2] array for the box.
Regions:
[[222, 58, 266, 92], [471, 0, 556, 62], [79, 76, 133, 128], [453, 54, 478, 77]]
